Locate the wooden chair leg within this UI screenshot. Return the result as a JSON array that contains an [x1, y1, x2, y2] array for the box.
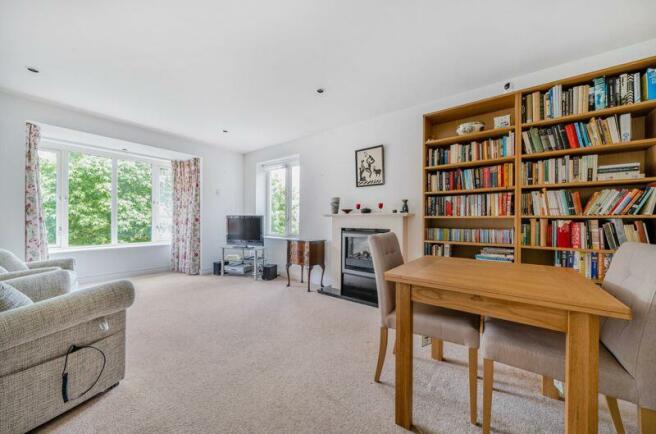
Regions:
[[605, 396, 625, 434], [483, 359, 494, 434], [639, 406, 656, 434], [374, 327, 388, 383], [542, 376, 561, 400], [431, 338, 443, 361], [468, 348, 478, 425]]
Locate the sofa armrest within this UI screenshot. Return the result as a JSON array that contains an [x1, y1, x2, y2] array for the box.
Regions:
[[4, 269, 72, 302], [0, 267, 60, 282], [28, 257, 76, 271], [0, 280, 135, 352]]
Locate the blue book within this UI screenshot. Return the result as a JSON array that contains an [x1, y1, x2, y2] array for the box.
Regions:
[[580, 122, 592, 147], [574, 123, 585, 148], [591, 253, 598, 279], [594, 77, 607, 110], [644, 68, 656, 101]]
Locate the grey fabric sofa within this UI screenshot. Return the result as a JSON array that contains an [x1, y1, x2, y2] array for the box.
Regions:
[[0, 249, 77, 289], [0, 273, 135, 433]]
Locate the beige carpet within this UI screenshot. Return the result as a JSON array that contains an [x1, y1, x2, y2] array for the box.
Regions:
[[36, 273, 638, 433]]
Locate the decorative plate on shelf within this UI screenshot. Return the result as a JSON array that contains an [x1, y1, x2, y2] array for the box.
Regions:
[[456, 121, 485, 136]]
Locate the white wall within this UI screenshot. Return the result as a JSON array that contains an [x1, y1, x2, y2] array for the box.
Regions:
[[243, 39, 656, 286], [0, 90, 243, 281]]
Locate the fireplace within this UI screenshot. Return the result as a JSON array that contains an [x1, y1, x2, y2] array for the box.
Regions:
[[340, 228, 389, 305]]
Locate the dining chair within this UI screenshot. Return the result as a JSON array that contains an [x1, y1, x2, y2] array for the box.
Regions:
[[369, 232, 481, 425], [480, 242, 656, 434]]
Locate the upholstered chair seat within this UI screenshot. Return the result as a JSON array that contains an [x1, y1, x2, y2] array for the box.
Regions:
[[369, 232, 481, 425], [385, 304, 481, 349], [481, 319, 637, 403]]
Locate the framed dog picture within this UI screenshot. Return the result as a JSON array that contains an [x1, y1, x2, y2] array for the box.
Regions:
[[355, 145, 384, 187]]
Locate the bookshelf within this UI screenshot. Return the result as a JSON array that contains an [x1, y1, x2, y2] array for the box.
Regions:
[[422, 55, 656, 282]]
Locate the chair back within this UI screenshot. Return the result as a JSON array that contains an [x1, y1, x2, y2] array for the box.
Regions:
[[368, 232, 404, 326], [0, 250, 28, 272], [601, 242, 656, 409]]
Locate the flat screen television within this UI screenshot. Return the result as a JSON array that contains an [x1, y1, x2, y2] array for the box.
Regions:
[[226, 215, 264, 246]]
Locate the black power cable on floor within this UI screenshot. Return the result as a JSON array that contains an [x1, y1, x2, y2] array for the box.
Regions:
[[61, 344, 106, 403]]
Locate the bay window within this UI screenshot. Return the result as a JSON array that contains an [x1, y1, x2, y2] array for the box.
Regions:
[[38, 144, 173, 249]]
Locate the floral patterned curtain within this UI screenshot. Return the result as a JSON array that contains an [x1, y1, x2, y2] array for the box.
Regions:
[[24, 122, 49, 262], [171, 158, 201, 274]]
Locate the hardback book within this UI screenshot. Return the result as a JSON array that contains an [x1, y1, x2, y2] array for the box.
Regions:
[[619, 113, 632, 142], [594, 77, 607, 110], [634, 72, 642, 103], [642, 68, 656, 101]]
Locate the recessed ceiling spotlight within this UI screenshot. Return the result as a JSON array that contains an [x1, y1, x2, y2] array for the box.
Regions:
[[222, 129, 228, 133], [121, 148, 128, 152], [26, 66, 40, 74], [316, 88, 325, 94]]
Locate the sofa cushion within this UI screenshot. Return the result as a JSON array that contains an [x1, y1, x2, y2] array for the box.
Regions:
[[0, 283, 33, 312], [0, 250, 28, 272]]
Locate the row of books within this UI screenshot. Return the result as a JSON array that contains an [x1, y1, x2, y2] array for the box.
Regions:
[[521, 186, 656, 216], [522, 157, 644, 185], [521, 218, 650, 250], [554, 251, 610, 280], [521, 155, 598, 185], [426, 134, 514, 166], [521, 68, 656, 122], [426, 193, 514, 217], [475, 247, 514, 263], [522, 114, 631, 154], [425, 243, 452, 257], [425, 228, 514, 244], [426, 164, 514, 192]]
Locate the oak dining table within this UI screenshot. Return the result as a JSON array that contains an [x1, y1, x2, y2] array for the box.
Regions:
[[384, 255, 632, 433]]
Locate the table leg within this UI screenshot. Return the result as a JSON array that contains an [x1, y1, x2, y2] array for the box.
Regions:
[[395, 282, 413, 429], [221, 247, 225, 276], [565, 312, 599, 434], [307, 266, 313, 292]]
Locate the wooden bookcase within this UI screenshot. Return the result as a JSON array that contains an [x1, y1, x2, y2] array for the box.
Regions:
[[422, 56, 656, 282]]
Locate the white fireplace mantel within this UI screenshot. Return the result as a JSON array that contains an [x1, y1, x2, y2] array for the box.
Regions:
[[323, 212, 414, 291]]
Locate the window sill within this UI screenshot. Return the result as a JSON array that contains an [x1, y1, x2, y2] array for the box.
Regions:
[[264, 235, 300, 241], [50, 242, 171, 254]]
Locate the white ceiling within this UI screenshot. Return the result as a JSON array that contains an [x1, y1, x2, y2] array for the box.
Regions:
[[1, 0, 656, 153]]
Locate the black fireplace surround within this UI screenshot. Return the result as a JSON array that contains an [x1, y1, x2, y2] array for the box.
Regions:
[[341, 228, 389, 306]]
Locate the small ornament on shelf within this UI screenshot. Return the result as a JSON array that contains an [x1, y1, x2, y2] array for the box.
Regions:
[[400, 199, 409, 213]]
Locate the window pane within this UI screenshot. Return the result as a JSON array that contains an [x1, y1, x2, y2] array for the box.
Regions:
[[290, 165, 300, 235], [157, 166, 173, 241], [68, 152, 112, 246], [38, 150, 58, 245], [268, 168, 286, 235], [118, 160, 152, 243]]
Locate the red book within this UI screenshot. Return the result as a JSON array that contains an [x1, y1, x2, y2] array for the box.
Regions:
[[571, 222, 581, 248], [557, 220, 572, 247], [445, 200, 452, 216], [565, 124, 580, 148]]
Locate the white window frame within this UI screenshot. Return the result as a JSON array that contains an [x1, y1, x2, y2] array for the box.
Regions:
[[41, 139, 173, 250], [263, 157, 300, 238]]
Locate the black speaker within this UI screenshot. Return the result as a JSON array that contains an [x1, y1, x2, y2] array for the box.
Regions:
[[213, 261, 222, 275], [262, 264, 277, 281]]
